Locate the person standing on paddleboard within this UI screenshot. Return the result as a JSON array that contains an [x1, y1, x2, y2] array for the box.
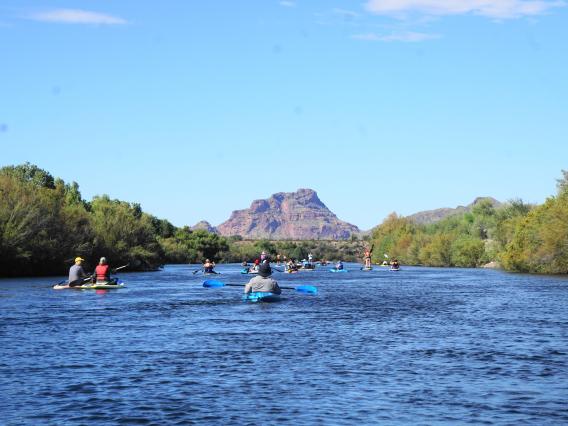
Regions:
[[364, 249, 372, 268], [244, 264, 281, 295], [276, 253, 281, 266], [69, 257, 88, 287], [93, 257, 117, 284], [203, 259, 216, 273]]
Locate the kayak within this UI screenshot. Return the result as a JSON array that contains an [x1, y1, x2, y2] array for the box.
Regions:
[[330, 269, 348, 273], [241, 263, 250, 266], [241, 269, 259, 274], [362, 267, 373, 271], [389, 268, 402, 272], [242, 292, 280, 303], [54, 282, 126, 290], [285, 269, 298, 274]]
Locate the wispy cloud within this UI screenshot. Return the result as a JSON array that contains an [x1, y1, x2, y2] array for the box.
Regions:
[[351, 31, 443, 42], [363, 0, 566, 19], [26, 9, 129, 25], [279, 1, 296, 6]]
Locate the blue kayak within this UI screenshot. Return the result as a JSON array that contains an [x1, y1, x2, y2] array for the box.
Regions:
[[330, 269, 348, 273], [241, 269, 259, 274], [243, 292, 280, 303]]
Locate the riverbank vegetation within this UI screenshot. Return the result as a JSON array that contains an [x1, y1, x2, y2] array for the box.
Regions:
[[2, 163, 567, 276], [370, 170, 568, 274]]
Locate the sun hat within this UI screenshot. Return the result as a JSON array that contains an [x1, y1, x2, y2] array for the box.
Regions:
[[255, 259, 260, 264], [75, 257, 85, 262], [258, 264, 272, 277]]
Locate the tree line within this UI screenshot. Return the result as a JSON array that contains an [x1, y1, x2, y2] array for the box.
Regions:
[[369, 170, 568, 274]]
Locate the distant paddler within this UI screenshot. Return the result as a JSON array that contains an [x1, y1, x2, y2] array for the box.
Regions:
[[364, 249, 372, 269], [335, 261, 344, 271], [276, 253, 281, 266], [203, 259, 216, 274], [390, 259, 400, 270]]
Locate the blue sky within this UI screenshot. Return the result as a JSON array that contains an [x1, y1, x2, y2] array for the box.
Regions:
[[1, 1, 567, 230]]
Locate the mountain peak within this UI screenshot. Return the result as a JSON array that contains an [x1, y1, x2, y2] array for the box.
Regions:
[[217, 189, 357, 239]]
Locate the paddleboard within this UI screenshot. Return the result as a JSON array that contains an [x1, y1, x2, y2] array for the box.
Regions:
[[329, 269, 348, 273], [362, 267, 373, 271], [389, 268, 402, 272], [54, 283, 126, 290]]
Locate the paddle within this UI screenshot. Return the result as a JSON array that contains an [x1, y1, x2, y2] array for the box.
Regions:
[[193, 268, 204, 274], [115, 259, 141, 271], [203, 280, 317, 294]]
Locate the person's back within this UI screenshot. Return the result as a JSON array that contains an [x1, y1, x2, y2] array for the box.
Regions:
[[94, 257, 115, 283], [245, 264, 281, 295], [203, 259, 215, 273], [337, 262, 343, 270], [68, 257, 87, 287]]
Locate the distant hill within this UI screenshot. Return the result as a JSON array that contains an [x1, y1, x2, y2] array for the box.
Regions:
[[406, 197, 504, 225], [189, 220, 220, 234], [216, 189, 359, 239]]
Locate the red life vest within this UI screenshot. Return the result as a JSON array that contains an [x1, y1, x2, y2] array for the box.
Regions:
[[95, 265, 110, 282]]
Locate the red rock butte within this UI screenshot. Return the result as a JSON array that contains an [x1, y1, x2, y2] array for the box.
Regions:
[[216, 188, 359, 239]]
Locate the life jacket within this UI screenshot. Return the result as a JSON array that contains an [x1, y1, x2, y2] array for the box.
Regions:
[[95, 265, 110, 282], [338, 263, 343, 270]]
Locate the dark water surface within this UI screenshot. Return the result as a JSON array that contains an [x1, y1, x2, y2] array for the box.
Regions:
[[1, 264, 567, 425]]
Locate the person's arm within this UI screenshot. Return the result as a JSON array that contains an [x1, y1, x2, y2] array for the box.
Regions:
[[80, 266, 87, 278]]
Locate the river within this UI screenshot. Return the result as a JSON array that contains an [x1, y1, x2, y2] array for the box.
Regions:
[[1, 264, 567, 425]]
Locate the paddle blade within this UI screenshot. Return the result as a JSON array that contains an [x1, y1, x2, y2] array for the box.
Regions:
[[129, 260, 141, 268], [384, 254, 388, 258], [295, 285, 317, 294], [203, 280, 225, 288]]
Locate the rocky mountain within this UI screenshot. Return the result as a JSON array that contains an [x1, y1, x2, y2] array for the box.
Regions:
[[189, 220, 220, 234], [406, 197, 503, 225], [216, 189, 359, 239]]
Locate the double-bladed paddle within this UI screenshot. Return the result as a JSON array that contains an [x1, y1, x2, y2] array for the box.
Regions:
[[203, 279, 317, 294]]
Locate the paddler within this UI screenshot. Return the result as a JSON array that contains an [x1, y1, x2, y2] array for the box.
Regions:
[[93, 257, 117, 284], [276, 253, 281, 266], [250, 259, 260, 272], [364, 249, 372, 268], [308, 252, 313, 264], [390, 259, 400, 269], [68, 257, 88, 287], [335, 261, 344, 270], [203, 259, 216, 274], [245, 264, 281, 295], [260, 251, 267, 262]]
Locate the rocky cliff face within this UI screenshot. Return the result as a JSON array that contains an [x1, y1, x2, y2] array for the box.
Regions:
[[406, 197, 503, 225], [216, 189, 359, 239], [189, 220, 220, 234]]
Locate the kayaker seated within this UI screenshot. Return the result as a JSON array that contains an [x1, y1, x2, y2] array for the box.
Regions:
[[203, 259, 216, 273], [336, 261, 344, 270], [93, 257, 116, 284], [68, 257, 88, 287], [390, 259, 400, 269], [382, 260, 388, 265], [251, 259, 260, 271], [244, 264, 281, 295]]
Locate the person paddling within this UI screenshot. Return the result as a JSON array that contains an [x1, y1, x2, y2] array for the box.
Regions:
[[335, 261, 344, 271], [245, 264, 281, 295], [68, 257, 88, 287], [390, 259, 400, 269], [364, 249, 372, 268], [203, 259, 216, 274], [93, 257, 117, 284], [276, 253, 281, 266], [260, 251, 267, 262]]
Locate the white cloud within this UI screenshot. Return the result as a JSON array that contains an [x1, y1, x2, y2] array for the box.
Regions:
[[279, 1, 296, 6], [350, 31, 443, 41], [363, 0, 566, 19], [27, 9, 129, 25]]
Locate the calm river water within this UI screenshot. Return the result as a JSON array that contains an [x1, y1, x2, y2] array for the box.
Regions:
[[1, 264, 567, 425]]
